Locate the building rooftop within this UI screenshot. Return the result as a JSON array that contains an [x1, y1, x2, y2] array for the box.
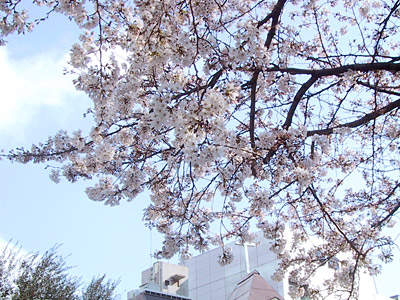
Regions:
[[132, 289, 192, 300], [227, 270, 284, 300]]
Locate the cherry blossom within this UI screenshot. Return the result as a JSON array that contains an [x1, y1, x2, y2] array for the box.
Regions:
[[2, 0, 400, 298]]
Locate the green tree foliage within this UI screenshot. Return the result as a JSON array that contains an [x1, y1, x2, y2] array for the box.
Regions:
[[12, 246, 80, 300], [82, 275, 120, 300], [0, 244, 19, 299], [0, 244, 119, 300]]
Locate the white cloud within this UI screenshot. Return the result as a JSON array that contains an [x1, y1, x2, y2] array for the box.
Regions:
[[0, 47, 90, 144]]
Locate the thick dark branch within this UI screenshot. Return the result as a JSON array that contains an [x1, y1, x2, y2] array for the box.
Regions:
[[208, 68, 224, 88], [307, 54, 400, 63], [263, 76, 317, 163], [307, 98, 400, 137], [265, 61, 400, 76], [257, 0, 287, 49], [283, 76, 318, 130], [257, 0, 287, 28], [262, 62, 400, 163], [249, 71, 260, 149]]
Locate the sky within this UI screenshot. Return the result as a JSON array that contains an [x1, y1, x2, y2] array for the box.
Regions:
[[0, 8, 175, 298], [0, 4, 399, 300]]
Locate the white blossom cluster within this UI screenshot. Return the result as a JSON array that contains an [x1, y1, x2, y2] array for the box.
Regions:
[[2, 0, 400, 298]]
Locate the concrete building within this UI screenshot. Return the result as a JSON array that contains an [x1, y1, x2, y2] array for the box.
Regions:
[[183, 231, 284, 300], [183, 231, 394, 300], [130, 290, 191, 300], [128, 261, 189, 300], [128, 231, 395, 300]]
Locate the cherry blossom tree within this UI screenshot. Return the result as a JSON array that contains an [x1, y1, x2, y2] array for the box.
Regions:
[[2, 0, 400, 298]]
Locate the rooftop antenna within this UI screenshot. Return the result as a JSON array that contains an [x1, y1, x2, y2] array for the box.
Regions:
[[150, 227, 153, 266]]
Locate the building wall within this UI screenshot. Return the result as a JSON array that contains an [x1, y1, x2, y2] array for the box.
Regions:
[[183, 231, 284, 300], [138, 261, 189, 297], [130, 290, 192, 300], [182, 230, 394, 300], [127, 232, 394, 300]]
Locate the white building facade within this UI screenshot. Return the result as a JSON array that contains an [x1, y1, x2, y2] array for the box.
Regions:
[[183, 231, 285, 300], [128, 232, 395, 300], [128, 261, 189, 300], [182, 231, 393, 300]]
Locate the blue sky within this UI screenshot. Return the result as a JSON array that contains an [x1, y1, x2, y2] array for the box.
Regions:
[[0, 6, 399, 300], [0, 11, 175, 297]]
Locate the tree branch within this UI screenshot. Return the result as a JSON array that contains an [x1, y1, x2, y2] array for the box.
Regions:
[[263, 76, 317, 163], [372, 183, 400, 229], [307, 98, 400, 137], [171, 68, 224, 101], [261, 61, 400, 163], [308, 186, 363, 257], [372, 0, 400, 62], [283, 76, 318, 130], [256, 0, 287, 49], [265, 61, 400, 76], [249, 71, 260, 149]]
